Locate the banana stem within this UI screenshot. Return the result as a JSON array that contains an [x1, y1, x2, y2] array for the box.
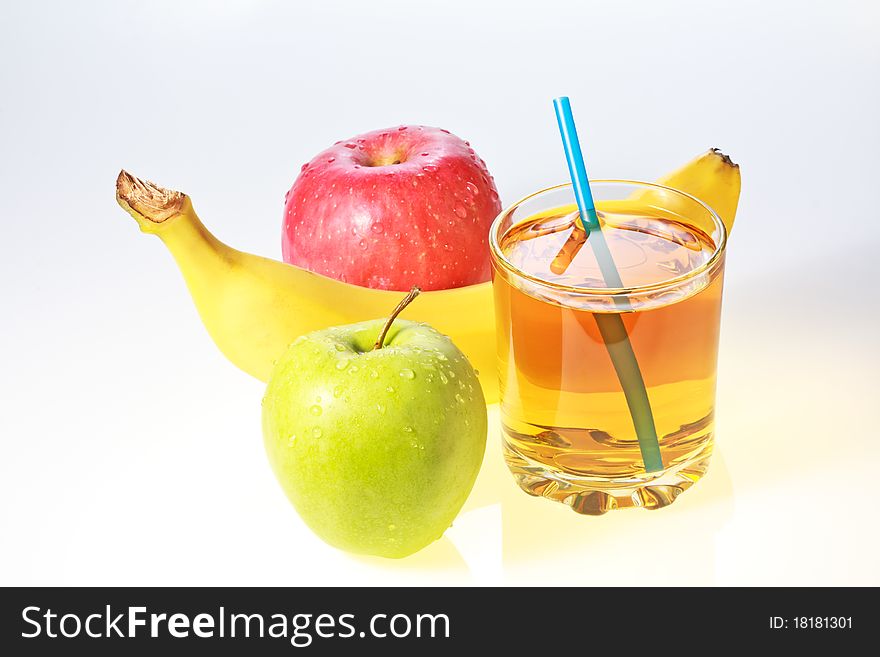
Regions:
[[373, 286, 421, 350], [115, 170, 186, 228]]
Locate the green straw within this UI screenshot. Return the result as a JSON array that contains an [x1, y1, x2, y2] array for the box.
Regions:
[[553, 96, 663, 473]]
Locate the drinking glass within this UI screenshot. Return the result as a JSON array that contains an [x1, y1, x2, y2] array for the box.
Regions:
[[489, 181, 726, 514]]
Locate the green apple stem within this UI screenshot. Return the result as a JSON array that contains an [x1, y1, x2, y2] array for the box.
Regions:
[[373, 286, 421, 350]]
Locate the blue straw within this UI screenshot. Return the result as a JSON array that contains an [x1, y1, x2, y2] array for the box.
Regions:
[[553, 96, 663, 473]]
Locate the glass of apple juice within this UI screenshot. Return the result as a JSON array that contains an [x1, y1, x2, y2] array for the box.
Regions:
[[489, 181, 727, 514]]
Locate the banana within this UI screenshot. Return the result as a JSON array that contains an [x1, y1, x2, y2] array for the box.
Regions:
[[115, 171, 497, 394], [115, 149, 740, 403], [633, 148, 741, 236]]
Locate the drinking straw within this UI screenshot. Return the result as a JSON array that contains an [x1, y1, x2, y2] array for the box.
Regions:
[[553, 96, 663, 473]]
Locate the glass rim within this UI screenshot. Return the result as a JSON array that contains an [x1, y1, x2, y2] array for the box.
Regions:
[[488, 179, 728, 297]]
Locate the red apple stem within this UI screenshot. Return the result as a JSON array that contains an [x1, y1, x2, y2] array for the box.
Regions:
[[373, 286, 421, 350]]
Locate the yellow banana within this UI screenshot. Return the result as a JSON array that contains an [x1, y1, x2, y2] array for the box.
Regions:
[[633, 148, 741, 235], [115, 171, 497, 393], [115, 149, 739, 403]]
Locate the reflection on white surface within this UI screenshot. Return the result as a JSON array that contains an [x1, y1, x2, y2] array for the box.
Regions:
[[364, 405, 734, 585]]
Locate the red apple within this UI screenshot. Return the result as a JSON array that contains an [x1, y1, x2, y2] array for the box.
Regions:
[[282, 126, 501, 291]]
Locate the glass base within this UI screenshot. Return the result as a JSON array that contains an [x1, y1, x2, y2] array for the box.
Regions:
[[503, 439, 713, 515]]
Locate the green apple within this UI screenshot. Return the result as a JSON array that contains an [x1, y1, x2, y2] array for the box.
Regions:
[[261, 313, 487, 559]]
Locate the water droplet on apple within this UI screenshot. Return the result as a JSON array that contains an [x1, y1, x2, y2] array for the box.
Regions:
[[474, 369, 480, 377], [334, 343, 346, 351], [393, 232, 401, 239], [455, 394, 465, 404], [312, 427, 323, 438], [436, 353, 448, 361], [420, 152, 429, 157], [369, 370, 379, 379], [398, 126, 408, 131], [344, 143, 357, 149], [333, 385, 344, 398], [358, 239, 367, 249], [465, 181, 479, 196], [490, 190, 500, 202], [327, 156, 336, 163], [399, 368, 415, 379], [377, 403, 386, 414], [402, 426, 413, 433], [353, 164, 361, 169], [370, 222, 383, 234], [335, 360, 349, 371], [349, 365, 359, 373], [300, 163, 309, 171], [388, 524, 396, 531], [310, 405, 322, 416], [448, 370, 456, 379], [422, 165, 438, 173], [439, 373, 448, 384], [288, 434, 297, 446], [443, 243, 453, 251], [385, 385, 395, 393], [453, 202, 468, 219]]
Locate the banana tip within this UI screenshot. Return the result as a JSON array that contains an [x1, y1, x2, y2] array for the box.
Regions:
[[710, 148, 739, 168], [116, 169, 135, 199], [115, 170, 186, 224]]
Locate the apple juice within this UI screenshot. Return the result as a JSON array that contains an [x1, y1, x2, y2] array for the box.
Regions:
[[492, 202, 725, 513]]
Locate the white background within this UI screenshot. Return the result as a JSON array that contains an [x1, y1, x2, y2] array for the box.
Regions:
[[1, 0, 879, 585]]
